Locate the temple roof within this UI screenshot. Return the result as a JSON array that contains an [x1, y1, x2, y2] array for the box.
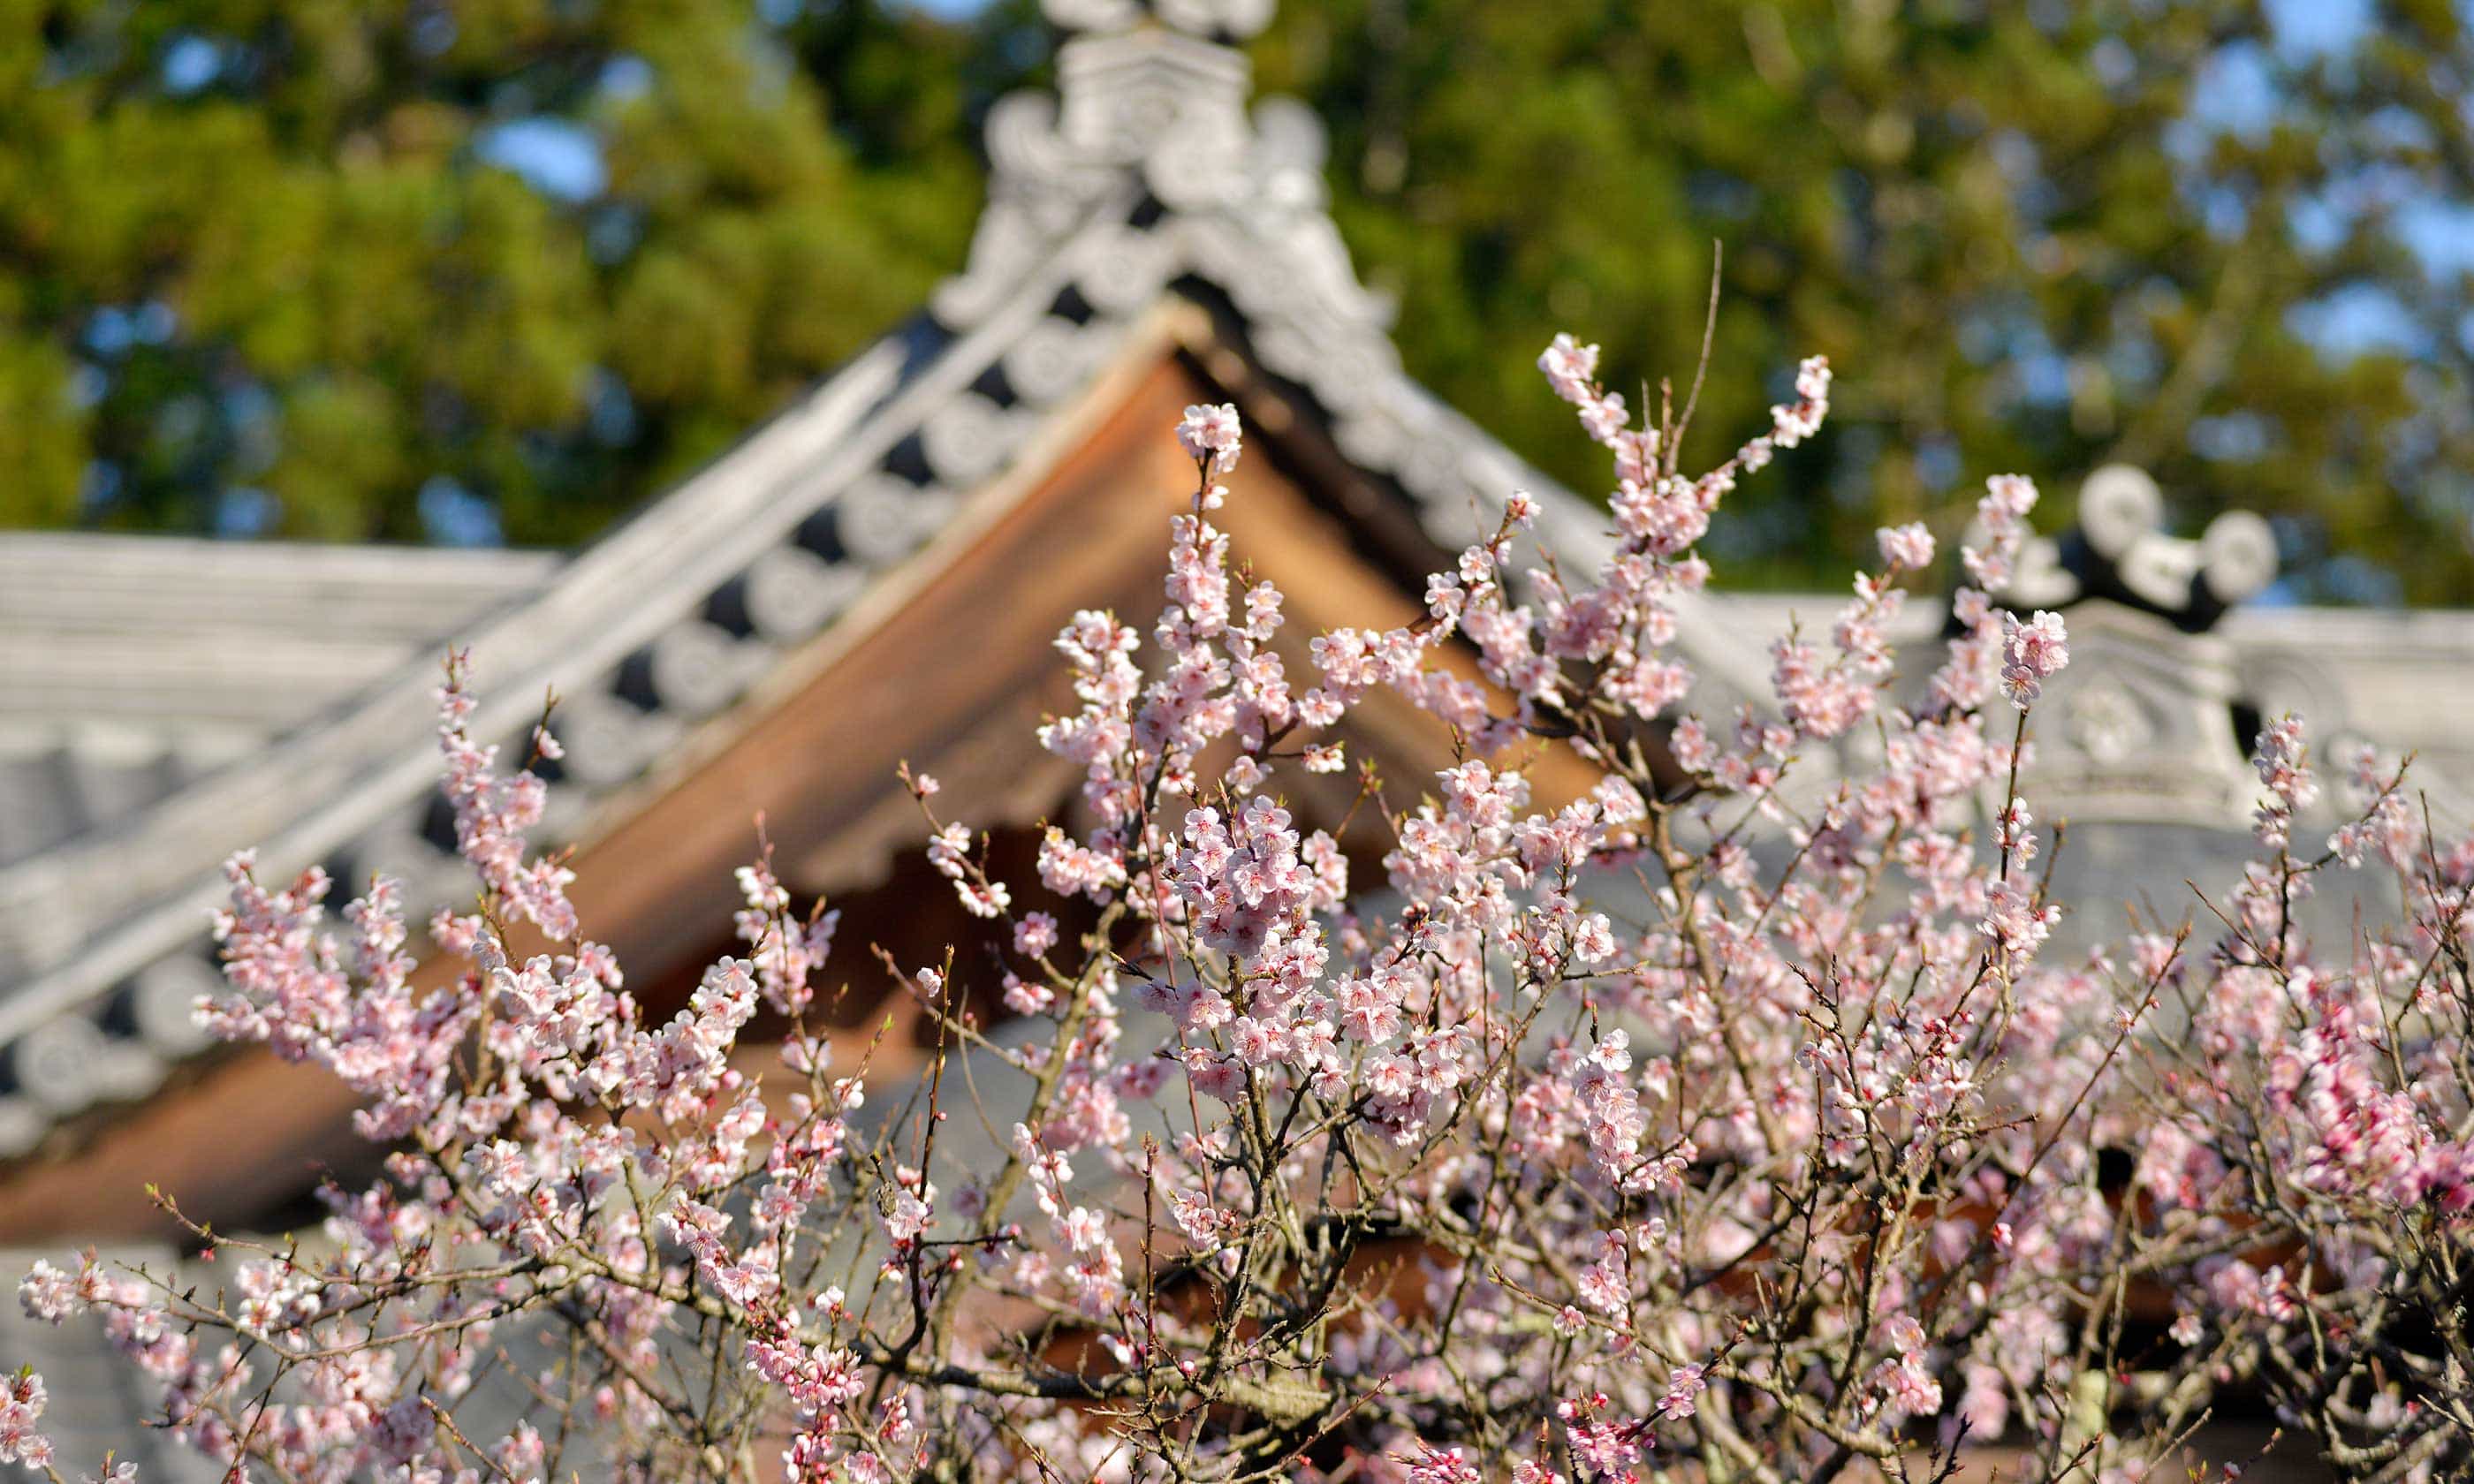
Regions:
[[0, 1, 1753, 1161], [0, 0, 2466, 1170], [0, 535, 557, 867]]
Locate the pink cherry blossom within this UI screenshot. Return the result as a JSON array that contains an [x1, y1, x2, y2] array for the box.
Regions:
[[0, 1374, 49, 1469], [1878, 520, 1936, 570], [2000, 607, 2069, 708], [10, 344, 2467, 1484], [1173, 402, 1242, 470]]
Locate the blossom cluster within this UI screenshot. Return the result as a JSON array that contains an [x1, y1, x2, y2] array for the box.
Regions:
[[7, 344, 2469, 1484]]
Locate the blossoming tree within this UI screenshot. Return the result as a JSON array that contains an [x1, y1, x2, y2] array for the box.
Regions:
[[7, 339, 2470, 1483]]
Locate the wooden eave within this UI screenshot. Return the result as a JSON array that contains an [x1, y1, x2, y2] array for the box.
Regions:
[[0, 311, 1598, 1242]]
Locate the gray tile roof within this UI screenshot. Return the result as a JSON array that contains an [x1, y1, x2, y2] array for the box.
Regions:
[[0, 1, 2466, 1190], [0, 16, 1776, 1162], [0, 537, 558, 867]]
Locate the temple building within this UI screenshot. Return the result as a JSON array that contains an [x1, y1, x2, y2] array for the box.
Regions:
[[0, 0, 2466, 1284]]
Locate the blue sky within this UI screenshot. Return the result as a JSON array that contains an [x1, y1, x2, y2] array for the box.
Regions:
[[476, 117, 609, 201]]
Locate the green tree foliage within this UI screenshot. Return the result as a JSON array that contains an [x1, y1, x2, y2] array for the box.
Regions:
[[6, 1, 2470, 603], [1254, 0, 2474, 602], [0, 0, 999, 544]]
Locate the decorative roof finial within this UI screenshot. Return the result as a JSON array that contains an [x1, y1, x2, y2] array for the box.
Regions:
[[1043, 0, 1274, 42], [935, 0, 1327, 329], [1975, 464, 2278, 632]]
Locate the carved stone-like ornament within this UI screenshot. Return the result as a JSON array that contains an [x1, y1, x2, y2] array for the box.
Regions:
[[626, 621, 752, 720], [1947, 465, 2303, 832], [9, 1016, 111, 1115], [838, 475, 949, 567], [919, 392, 1022, 490], [552, 687, 676, 789], [1004, 317, 1104, 409], [1043, 0, 1274, 46], [2016, 602, 2252, 828], [1074, 226, 1177, 319], [123, 954, 221, 1057], [725, 545, 863, 644], [2060, 673, 2154, 767], [1981, 464, 2280, 632]]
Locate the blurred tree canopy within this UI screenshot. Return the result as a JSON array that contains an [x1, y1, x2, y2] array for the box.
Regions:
[[0, 0, 1006, 544], [1255, 0, 2474, 602], [5, 0, 2471, 602]]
